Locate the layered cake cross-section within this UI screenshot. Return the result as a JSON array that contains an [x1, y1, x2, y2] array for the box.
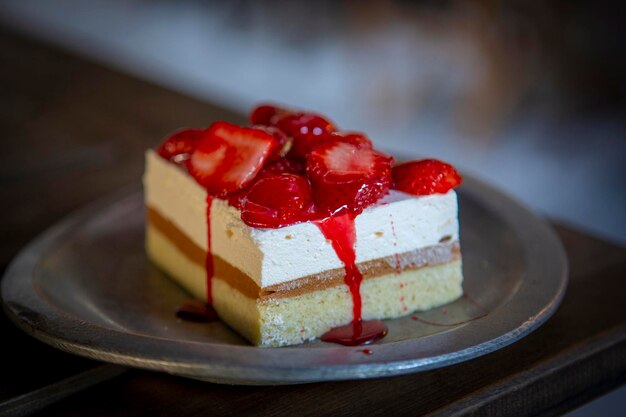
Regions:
[[144, 105, 463, 347]]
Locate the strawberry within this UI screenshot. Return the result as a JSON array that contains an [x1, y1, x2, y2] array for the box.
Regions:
[[306, 142, 393, 216], [262, 157, 305, 176], [279, 128, 371, 160], [186, 122, 276, 195], [249, 104, 290, 126], [392, 159, 463, 195], [225, 157, 305, 209], [330, 131, 373, 149], [253, 125, 292, 161], [157, 128, 204, 164], [276, 113, 336, 159], [241, 174, 316, 228]]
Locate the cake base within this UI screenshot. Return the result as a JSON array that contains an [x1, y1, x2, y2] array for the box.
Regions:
[[147, 224, 463, 347]]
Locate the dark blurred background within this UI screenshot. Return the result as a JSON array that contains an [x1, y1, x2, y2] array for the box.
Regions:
[[1, 0, 624, 245], [0, 1, 624, 414]]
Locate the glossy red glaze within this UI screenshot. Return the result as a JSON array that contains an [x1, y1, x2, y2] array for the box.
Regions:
[[392, 159, 462, 196], [262, 157, 305, 176], [315, 212, 363, 322], [157, 128, 204, 164], [321, 320, 388, 346], [276, 113, 335, 159], [241, 174, 316, 228], [330, 131, 373, 149], [253, 125, 292, 161], [307, 141, 393, 216], [316, 212, 389, 346], [186, 122, 276, 196], [176, 299, 218, 322], [249, 104, 288, 126]]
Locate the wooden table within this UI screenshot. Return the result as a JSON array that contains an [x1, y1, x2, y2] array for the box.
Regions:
[[1, 26, 624, 417]]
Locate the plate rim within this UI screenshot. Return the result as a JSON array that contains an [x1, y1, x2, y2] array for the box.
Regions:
[[1, 177, 568, 384]]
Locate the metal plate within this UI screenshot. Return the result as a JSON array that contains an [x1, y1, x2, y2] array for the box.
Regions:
[[1, 177, 567, 384]]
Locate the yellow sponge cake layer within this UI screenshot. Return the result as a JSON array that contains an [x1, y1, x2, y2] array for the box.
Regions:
[[146, 216, 463, 346]]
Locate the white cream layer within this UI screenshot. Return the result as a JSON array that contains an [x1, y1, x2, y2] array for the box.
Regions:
[[144, 150, 460, 288]]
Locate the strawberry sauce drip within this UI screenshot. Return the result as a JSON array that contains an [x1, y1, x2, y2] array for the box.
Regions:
[[315, 212, 388, 345], [205, 194, 214, 303], [176, 299, 217, 322], [315, 213, 362, 321], [322, 320, 387, 346], [175, 194, 218, 323]]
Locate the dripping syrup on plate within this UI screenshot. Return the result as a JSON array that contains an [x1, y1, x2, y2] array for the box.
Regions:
[[315, 213, 389, 346], [176, 194, 218, 323]]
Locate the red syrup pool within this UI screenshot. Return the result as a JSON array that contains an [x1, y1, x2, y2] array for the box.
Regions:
[[322, 320, 388, 346], [315, 212, 389, 346], [176, 299, 218, 322]]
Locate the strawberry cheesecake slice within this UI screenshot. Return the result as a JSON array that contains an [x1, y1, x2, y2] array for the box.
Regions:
[[144, 105, 463, 347]]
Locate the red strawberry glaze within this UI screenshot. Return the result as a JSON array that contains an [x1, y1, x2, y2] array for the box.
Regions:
[[322, 320, 387, 346], [175, 194, 217, 322], [306, 141, 393, 216], [262, 157, 305, 176], [253, 125, 292, 161], [330, 132, 373, 149], [186, 122, 276, 196], [241, 174, 316, 228], [276, 113, 336, 159], [225, 158, 306, 210], [249, 104, 289, 126], [315, 212, 388, 345], [176, 299, 217, 322], [392, 159, 462, 196], [157, 128, 204, 164]]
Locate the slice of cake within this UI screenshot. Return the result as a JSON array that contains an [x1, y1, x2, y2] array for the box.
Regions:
[[144, 105, 463, 347]]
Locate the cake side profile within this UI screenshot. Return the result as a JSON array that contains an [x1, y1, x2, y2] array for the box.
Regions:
[[144, 104, 464, 347]]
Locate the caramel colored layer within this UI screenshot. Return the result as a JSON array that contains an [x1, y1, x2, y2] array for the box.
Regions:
[[147, 207, 460, 301]]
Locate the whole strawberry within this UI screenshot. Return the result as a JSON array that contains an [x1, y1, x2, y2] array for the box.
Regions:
[[392, 159, 462, 195], [276, 113, 336, 160], [241, 174, 316, 228]]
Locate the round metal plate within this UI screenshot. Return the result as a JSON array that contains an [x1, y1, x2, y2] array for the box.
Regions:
[[1, 177, 567, 384]]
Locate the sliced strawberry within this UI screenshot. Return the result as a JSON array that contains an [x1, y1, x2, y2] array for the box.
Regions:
[[392, 159, 463, 195], [276, 113, 336, 159], [330, 131, 373, 149], [186, 122, 276, 195], [262, 157, 305, 176], [306, 142, 393, 216], [157, 128, 204, 164], [253, 125, 292, 161], [249, 104, 290, 126], [226, 158, 305, 209], [241, 174, 316, 228]]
